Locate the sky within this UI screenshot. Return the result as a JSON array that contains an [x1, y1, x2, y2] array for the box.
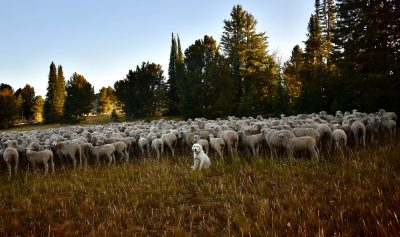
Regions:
[[0, 0, 314, 97]]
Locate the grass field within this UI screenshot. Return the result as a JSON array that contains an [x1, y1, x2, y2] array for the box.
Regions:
[[0, 133, 399, 236]]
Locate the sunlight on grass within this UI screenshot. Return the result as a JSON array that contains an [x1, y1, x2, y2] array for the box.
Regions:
[[0, 136, 399, 235]]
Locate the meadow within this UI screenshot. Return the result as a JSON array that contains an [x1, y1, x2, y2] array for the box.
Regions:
[[0, 125, 399, 236]]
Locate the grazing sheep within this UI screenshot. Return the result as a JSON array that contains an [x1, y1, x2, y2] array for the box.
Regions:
[[350, 120, 366, 147], [151, 138, 164, 159], [262, 129, 295, 157], [2, 147, 19, 178], [138, 137, 151, 158], [218, 130, 239, 156], [193, 135, 209, 155], [111, 141, 129, 162], [381, 118, 396, 139], [90, 144, 116, 165], [208, 134, 225, 158], [121, 137, 137, 158], [282, 136, 319, 160], [237, 131, 263, 156], [292, 127, 320, 142], [161, 133, 177, 157], [26, 144, 55, 175], [365, 116, 381, 143], [53, 141, 82, 170], [316, 124, 332, 150], [331, 129, 347, 151]]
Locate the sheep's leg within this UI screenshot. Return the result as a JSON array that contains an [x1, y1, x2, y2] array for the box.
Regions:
[[51, 159, 55, 174], [6, 162, 12, 178], [251, 146, 256, 157], [14, 158, 18, 176], [170, 145, 175, 157], [362, 135, 366, 147], [107, 154, 113, 166], [44, 162, 49, 175], [71, 156, 77, 170]]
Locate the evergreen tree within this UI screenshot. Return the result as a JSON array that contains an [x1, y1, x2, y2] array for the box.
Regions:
[[31, 95, 44, 123], [0, 84, 20, 128], [283, 45, 304, 113], [272, 66, 289, 116], [43, 62, 65, 123], [221, 4, 277, 116], [115, 62, 167, 118], [20, 84, 35, 121], [43, 62, 57, 123], [64, 73, 95, 123], [167, 33, 180, 115], [98, 86, 118, 114]]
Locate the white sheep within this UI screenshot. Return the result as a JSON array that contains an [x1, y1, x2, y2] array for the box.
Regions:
[[292, 127, 320, 142], [262, 129, 295, 157], [151, 138, 164, 159], [53, 141, 82, 170], [111, 141, 129, 162], [381, 118, 396, 139], [26, 144, 55, 175], [161, 133, 177, 157], [316, 124, 332, 150], [218, 130, 239, 156], [2, 147, 19, 178], [193, 135, 209, 155], [208, 134, 225, 158], [350, 120, 366, 147], [282, 136, 319, 160], [90, 144, 116, 165], [331, 129, 347, 151], [237, 131, 263, 156], [138, 137, 151, 158]]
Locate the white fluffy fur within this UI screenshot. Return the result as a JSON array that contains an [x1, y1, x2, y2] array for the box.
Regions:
[[191, 143, 211, 170]]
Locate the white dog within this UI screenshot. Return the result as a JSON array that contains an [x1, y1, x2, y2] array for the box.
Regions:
[[191, 143, 211, 170]]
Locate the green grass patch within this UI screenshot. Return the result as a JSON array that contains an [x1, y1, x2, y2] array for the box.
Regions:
[[1, 136, 400, 236]]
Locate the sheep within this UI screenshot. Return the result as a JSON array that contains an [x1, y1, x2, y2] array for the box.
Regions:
[[262, 129, 295, 157], [365, 116, 381, 143], [218, 130, 239, 156], [26, 144, 55, 175], [121, 137, 137, 158], [193, 135, 209, 155], [2, 147, 19, 178], [349, 120, 366, 147], [237, 131, 263, 156], [111, 141, 129, 162], [316, 124, 332, 151], [138, 137, 151, 158], [151, 138, 164, 159], [381, 118, 396, 139], [90, 144, 116, 165], [161, 133, 177, 157], [331, 129, 347, 151], [208, 134, 225, 158], [282, 136, 319, 160], [292, 127, 320, 142], [52, 141, 82, 170]]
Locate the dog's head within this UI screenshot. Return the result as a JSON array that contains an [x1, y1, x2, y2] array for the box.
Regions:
[[192, 143, 202, 154]]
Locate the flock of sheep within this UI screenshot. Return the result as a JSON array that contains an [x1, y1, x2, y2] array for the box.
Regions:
[[0, 109, 397, 178]]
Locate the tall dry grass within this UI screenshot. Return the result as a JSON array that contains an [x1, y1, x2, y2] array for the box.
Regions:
[[0, 135, 399, 236]]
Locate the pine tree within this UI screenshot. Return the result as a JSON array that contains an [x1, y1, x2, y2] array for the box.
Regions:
[[0, 84, 20, 128], [31, 95, 44, 123], [64, 73, 95, 123], [43, 62, 58, 123], [283, 45, 304, 113], [20, 84, 35, 121], [56, 65, 66, 119], [221, 4, 277, 116], [167, 33, 180, 115]]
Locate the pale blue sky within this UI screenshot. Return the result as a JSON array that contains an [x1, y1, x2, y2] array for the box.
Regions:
[[0, 0, 314, 97]]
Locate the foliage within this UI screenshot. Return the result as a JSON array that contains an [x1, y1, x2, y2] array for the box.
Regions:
[[0, 84, 20, 128], [98, 86, 119, 115], [17, 84, 35, 121], [166, 33, 180, 116], [221, 4, 277, 116], [43, 62, 66, 123], [64, 72, 95, 123], [114, 62, 167, 118], [31, 95, 44, 123]]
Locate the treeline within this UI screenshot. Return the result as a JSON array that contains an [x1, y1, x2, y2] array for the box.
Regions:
[[1, 1, 399, 127], [0, 62, 120, 128], [115, 1, 400, 119]]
